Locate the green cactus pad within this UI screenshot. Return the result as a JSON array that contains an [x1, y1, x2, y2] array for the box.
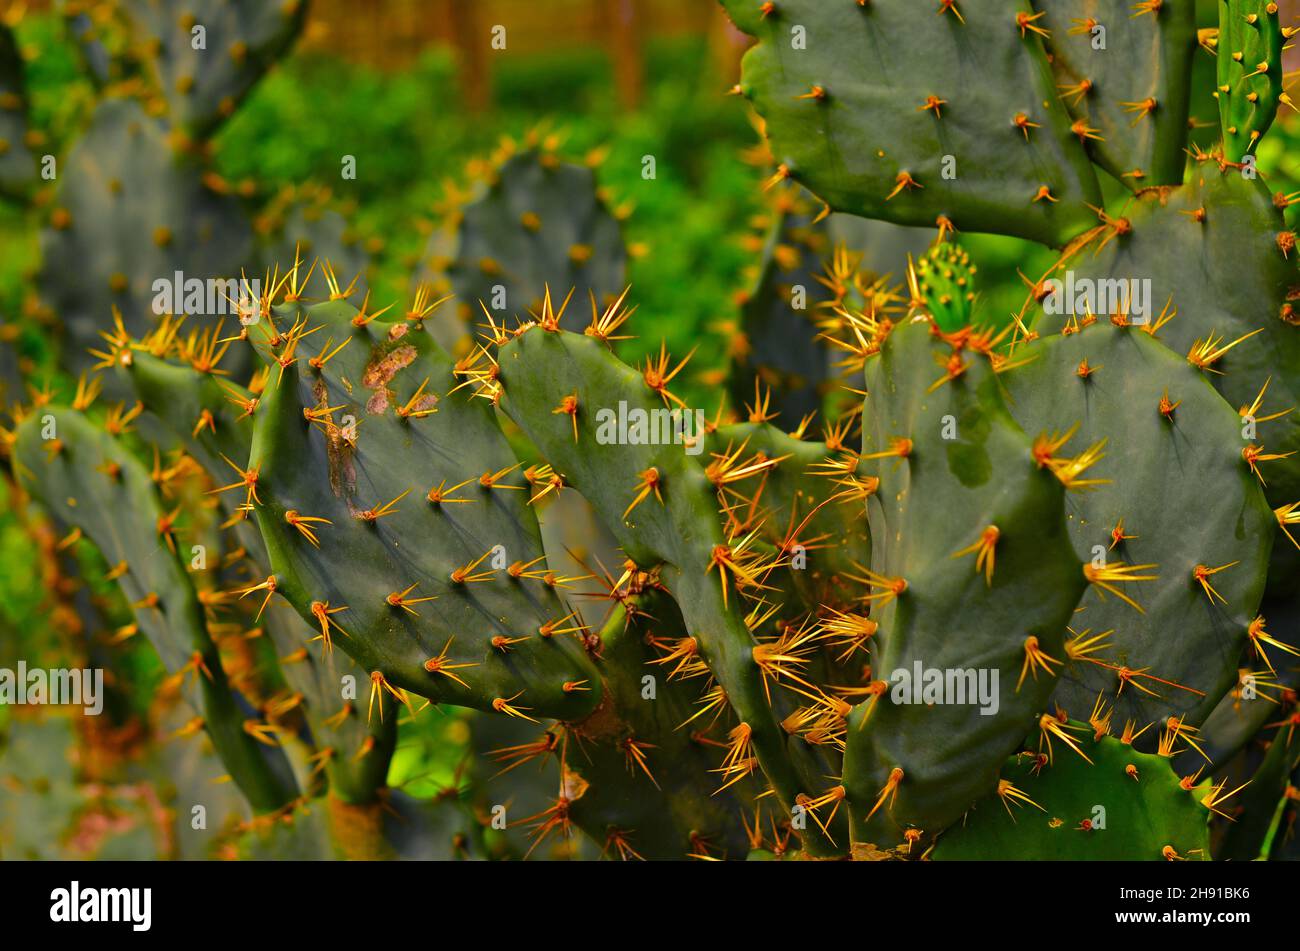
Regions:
[[844, 319, 1086, 846], [720, 0, 1103, 246], [245, 297, 601, 722], [118, 348, 397, 805], [260, 596, 396, 805], [1032, 167, 1300, 513], [12, 405, 298, 813], [563, 585, 757, 860], [417, 146, 627, 353], [1032, 0, 1197, 186], [254, 184, 370, 300], [116, 350, 256, 483], [932, 729, 1212, 860], [707, 420, 871, 613], [1180, 592, 1300, 774], [37, 99, 255, 370], [496, 323, 848, 856], [1004, 321, 1273, 729], [122, 0, 308, 140]]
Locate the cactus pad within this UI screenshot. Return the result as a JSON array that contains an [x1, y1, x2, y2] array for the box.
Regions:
[[720, 0, 1103, 246], [245, 296, 602, 722], [1004, 320, 1274, 729], [932, 729, 1213, 860], [844, 318, 1086, 846]]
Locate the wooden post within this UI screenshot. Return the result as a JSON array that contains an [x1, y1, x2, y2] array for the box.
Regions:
[[603, 0, 645, 110], [449, 0, 491, 112], [396, 0, 422, 70]]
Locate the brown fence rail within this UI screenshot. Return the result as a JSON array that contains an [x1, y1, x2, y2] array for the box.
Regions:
[[15, 0, 751, 109], [302, 0, 745, 109]]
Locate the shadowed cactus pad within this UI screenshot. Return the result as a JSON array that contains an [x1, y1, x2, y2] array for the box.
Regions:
[[0, 22, 38, 200], [726, 184, 837, 424], [496, 319, 849, 856], [416, 144, 627, 353], [37, 99, 255, 371], [254, 184, 370, 300], [560, 584, 758, 860], [122, 0, 308, 139], [12, 406, 298, 814]]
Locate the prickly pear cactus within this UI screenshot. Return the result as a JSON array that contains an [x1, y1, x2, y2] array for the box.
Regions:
[[726, 184, 836, 424], [1003, 320, 1274, 730], [1216, 0, 1288, 162], [843, 318, 1086, 848], [125, 352, 398, 809], [416, 142, 627, 353], [932, 729, 1213, 860], [254, 184, 369, 298], [719, 0, 1103, 245], [1269, 758, 1300, 860], [909, 239, 978, 331], [1032, 166, 1300, 510], [259, 596, 396, 805], [12, 405, 299, 813], [705, 420, 871, 613], [59, 0, 132, 89], [244, 294, 602, 723], [561, 584, 757, 860], [231, 788, 488, 861], [121, 0, 309, 140], [113, 345, 258, 491], [496, 318, 849, 855], [5, 0, 1298, 865], [1180, 593, 1300, 774], [0, 712, 167, 860], [34, 1, 322, 375], [1216, 714, 1300, 860], [1031, 0, 1198, 186], [37, 98, 256, 370]]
